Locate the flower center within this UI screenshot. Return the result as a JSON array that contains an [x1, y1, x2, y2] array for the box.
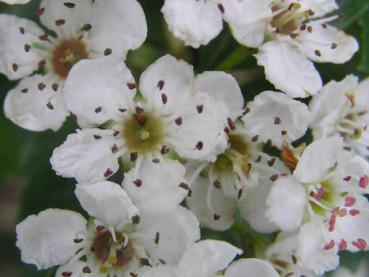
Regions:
[[122, 111, 164, 154], [337, 112, 365, 140], [91, 228, 134, 271], [213, 134, 251, 176], [271, 3, 311, 35], [52, 39, 88, 79], [309, 181, 336, 215]]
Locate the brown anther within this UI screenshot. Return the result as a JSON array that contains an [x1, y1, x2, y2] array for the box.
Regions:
[[217, 3, 225, 13], [95, 106, 102, 113], [47, 102, 54, 110], [281, 130, 287, 135], [62, 272, 72, 277], [52, 83, 59, 92], [12, 63, 18, 72], [195, 141, 203, 150], [38, 82, 46, 91], [133, 179, 142, 187], [331, 43, 337, 49], [132, 215, 140, 224], [82, 23, 92, 31], [157, 80, 165, 90], [93, 134, 102, 140], [127, 82, 136, 89], [135, 106, 144, 113], [113, 130, 120, 137], [24, 44, 31, 52], [274, 117, 281, 125], [140, 258, 150, 266], [179, 182, 192, 197], [251, 135, 259, 142], [152, 158, 160, 163], [55, 19, 66, 26], [227, 117, 236, 130], [238, 189, 243, 200], [343, 176, 352, 181], [64, 2, 76, 8], [21, 88, 28, 93], [213, 180, 221, 189], [197, 105, 203, 113], [19, 27, 25, 34], [161, 93, 168, 104], [36, 7, 45, 16], [175, 117, 182, 126], [130, 152, 138, 162], [39, 34, 50, 42], [160, 145, 170, 155], [154, 232, 160, 244], [73, 238, 83, 243], [314, 50, 321, 57], [213, 214, 221, 221], [307, 26, 313, 33], [104, 168, 113, 177], [270, 174, 279, 182], [111, 144, 118, 153], [119, 108, 127, 113], [82, 266, 91, 273], [267, 158, 276, 167], [104, 48, 112, 56]]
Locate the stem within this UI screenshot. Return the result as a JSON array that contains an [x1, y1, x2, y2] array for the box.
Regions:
[[216, 46, 253, 71]]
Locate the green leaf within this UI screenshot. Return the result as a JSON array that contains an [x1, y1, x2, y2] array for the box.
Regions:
[[358, 11, 369, 73]]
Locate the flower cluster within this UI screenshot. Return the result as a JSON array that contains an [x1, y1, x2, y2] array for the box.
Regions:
[[0, 0, 368, 276]]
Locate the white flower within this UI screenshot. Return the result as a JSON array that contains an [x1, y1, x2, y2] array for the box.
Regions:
[[162, 0, 358, 98], [50, 55, 228, 184], [309, 75, 369, 159], [186, 88, 309, 231], [1, 0, 30, 4], [264, 136, 369, 274], [2, 0, 147, 131], [16, 181, 200, 276], [138, 239, 279, 277]]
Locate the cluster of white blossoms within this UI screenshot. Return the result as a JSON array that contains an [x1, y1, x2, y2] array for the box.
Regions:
[[1, 0, 368, 276]]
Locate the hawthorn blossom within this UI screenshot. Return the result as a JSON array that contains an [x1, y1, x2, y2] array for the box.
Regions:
[[185, 79, 310, 231], [2, 0, 147, 131], [138, 239, 279, 277], [310, 75, 369, 159], [264, 136, 369, 274], [162, 0, 358, 98], [16, 181, 200, 277], [50, 55, 228, 184]]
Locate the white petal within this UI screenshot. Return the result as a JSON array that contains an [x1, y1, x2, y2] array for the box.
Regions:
[[299, 0, 338, 17], [221, 0, 272, 26], [266, 176, 306, 231], [0, 14, 44, 80], [139, 54, 195, 114], [296, 23, 358, 64], [177, 240, 242, 277], [16, 209, 87, 270], [168, 92, 228, 161], [1, 0, 31, 4], [297, 222, 340, 275], [309, 75, 357, 139], [50, 128, 120, 184], [88, 0, 147, 57], [229, 20, 267, 48], [64, 57, 135, 126], [138, 265, 177, 277], [242, 91, 311, 148], [195, 71, 244, 119], [39, 0, 93, 37], [225, 259, 279, 277], [161, 0, 222, 48], [238, 182, 278, 233], [256, 41, 322, 98], [123, 158, 188, 213], [186, 177, 237, 231], [137, 206, 200, 265], [356, 77, 369, 109], [4, 74, 69, 131], [294, 136, 344, 183], [75, 181, 139, 228]]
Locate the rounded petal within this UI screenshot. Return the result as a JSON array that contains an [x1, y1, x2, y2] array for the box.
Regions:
[[63, 57, 135, 126], [177, 240, 242, 277], [299, 0, 339, 17], [161, 0, 223, 48], [242, 91, 311, 148], [195, 71, 244, 119], [39, 0, 93, 37], [139, 265, 177, 277], [266, 176, 306, 232], [1, 0, 31, 4], [75, 181, 139, 228], [137, 206, 200, 265], [50, 128, 120, 184], [356, 77, 369, 109], [296, 23, 358, 64], [229, 20, 267, 48], [238, 182, 278, 233], [294, 136, 344, 183], [255, 41, 322, 98], [225, 259, 279, 277], [87, 0, 147, 56], [0, 14, 44, 80], [4, 74, 69, 131], [221, 0, 272, 26], [139, 54, 195, 115], [167, 92, 228, 161], [123, 158, 188, 213], [16, 209, 87, 270], [186, 177, 237, 231], [309, 75, 357, 139]]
